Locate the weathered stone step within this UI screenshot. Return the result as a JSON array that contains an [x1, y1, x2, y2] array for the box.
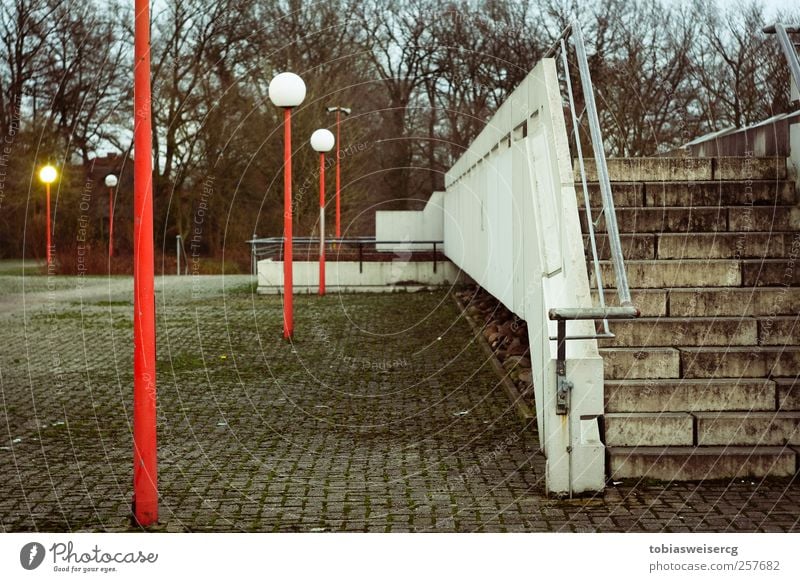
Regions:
[[577, 157, 787, 183], [590, 289, 667, 317], [585, 234, 655, 260], [777, 378, 800, 411], [605, 412, 693, 446], [645, 180, 796, 207], [605, 379, 776, 413], [758, 316, 800, 346], [579, 181, 797, 208], [729, 206, 800, 231], [680, 346, 800, 379], [601, 347, 680, 380], [581, 207, 726, 233], [668, 287, 800, 317], [599, 317, 757, 348], [743, 259, 800, 286], [656, 233, 795, 259], [608, 446, 797, 480], [696, 412, 800, 446], [596, 260, 741, 288], [716, 157, 788, 181]]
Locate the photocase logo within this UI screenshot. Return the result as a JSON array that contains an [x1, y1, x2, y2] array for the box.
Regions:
[[20, 542, 46, 570]]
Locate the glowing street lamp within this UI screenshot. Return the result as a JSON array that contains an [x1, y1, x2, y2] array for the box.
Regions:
[[326, 106, 351, 238], [105, 174, 118, 258], [269, 72, 306, 339], [310, 129, 335, 296], [38, 164, 57, 265], [132, 0, 158, 526]]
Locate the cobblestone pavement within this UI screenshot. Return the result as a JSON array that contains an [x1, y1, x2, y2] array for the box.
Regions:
[[1, 272, 799, 532]]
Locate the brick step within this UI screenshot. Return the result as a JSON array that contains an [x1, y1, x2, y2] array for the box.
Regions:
[[668, 287, 800, 317], [578, 181, 797, 208], [680, 346, 800, 379], [587, 233, 799, 260], [605, 379, 776, 413], [577, 157, 787, 182], [607, 446, 797, 480], [595, 259, 800, 288]]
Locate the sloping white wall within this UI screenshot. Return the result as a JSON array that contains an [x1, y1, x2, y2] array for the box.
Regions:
[[375, 191, 444, 252], [443, 59, 604, 495]]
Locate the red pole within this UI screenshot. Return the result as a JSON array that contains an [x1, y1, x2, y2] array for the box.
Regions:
[[45, 183, 51, 265], [108, 187, 114, 258], [335, 110, 341, 239], [132, 0, 158, 527], [319, 152, 325, 296], [283, 107, 293, 339]]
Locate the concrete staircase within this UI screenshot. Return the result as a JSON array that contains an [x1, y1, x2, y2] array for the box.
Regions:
[[577, 156, 800, 480]]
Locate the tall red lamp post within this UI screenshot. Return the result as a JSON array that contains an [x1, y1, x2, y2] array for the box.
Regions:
[[310, 129, 335, 296], [105, 174, 118, 258], [268, 72, 306, 339], [38, 164, 57, 265], [326, 106, 351, 239], [132, 0, 158, 527]]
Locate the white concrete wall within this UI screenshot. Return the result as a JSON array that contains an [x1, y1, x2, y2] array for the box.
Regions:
[[257, 260, 461, 292], [442, 59, 604, 495], [375, 191, 445, 252]]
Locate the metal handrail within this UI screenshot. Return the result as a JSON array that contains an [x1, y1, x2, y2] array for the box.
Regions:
[[764, 23, 800, 102], [546, 21, 636, 326]]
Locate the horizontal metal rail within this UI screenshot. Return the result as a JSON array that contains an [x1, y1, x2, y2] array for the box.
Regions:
[[247, 237, 446, 274], [548, 306, 640, 321]]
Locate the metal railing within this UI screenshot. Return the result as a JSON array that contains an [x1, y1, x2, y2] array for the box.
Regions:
[[544, 22, 638, 436], [247, 237, 445, 275], [764, 23, 800, 100], [544, 22, 638, 349]]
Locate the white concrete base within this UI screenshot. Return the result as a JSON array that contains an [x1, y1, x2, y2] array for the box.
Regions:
[[257, 260, 462, 293]]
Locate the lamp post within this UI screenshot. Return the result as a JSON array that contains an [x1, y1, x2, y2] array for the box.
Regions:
[[38, 165, 57, 265], [132, 0, 158, 527], [269, 72, 306, 339], [326, 106, 351, 239], [310, 129, 335, 296], [105, 174, 118, 258]]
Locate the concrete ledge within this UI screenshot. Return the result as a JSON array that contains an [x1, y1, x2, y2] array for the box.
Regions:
[[695, 412, 800, 446], [608, 446, 797, 480], [656, 233, 792, 260], [257, 260, 462, 294], [605, 412, 693, 446], [580, 207, 726, 233]]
